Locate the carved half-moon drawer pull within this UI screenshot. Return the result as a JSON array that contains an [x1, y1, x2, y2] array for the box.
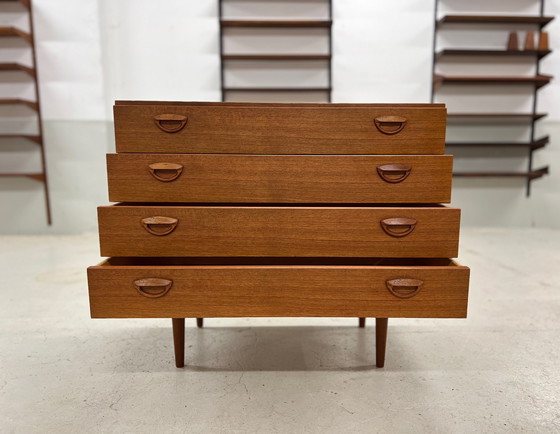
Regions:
[[380, 217, 417, 237], [154, 114, 187, 133], [377, 164, 412, 183], [374, 115, 407, 135], [134, 278, 173, 298], [141, 216, 178, 236], [148, 163, 183, 182], [386, 278, 423, 299]]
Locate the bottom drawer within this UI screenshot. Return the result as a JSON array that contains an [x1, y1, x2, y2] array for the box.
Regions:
[[87, 258, 469, 319]]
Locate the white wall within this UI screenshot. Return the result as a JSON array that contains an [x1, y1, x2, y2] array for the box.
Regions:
[[0, 0, 559, 233]]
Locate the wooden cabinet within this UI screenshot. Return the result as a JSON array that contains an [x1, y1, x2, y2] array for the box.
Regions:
[[88, 101, 470, 369]]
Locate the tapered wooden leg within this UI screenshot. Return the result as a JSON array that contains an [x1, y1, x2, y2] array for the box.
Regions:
[[172, 318, 185, 368], [376, 318, 388, 368], [197, 318, 204, 328], [359, 317, 366, 328]]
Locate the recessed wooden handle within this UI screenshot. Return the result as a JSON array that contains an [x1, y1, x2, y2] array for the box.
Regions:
[[148, 163, 183, 182], [386, 278, 423, 299], [154, 114, 187, 133], [134, 278, 173, 298], [374, 116, 407, 135], [141, 216, 178, 236], [380, 217, 417, 237], [377, 164, 412, 183]]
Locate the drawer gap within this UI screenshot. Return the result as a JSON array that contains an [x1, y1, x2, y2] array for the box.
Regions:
[[100, 257, 459, 267], [111, 202, 448, 208]]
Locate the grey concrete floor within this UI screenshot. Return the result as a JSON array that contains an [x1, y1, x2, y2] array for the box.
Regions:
[[1, 229, 559, 433]]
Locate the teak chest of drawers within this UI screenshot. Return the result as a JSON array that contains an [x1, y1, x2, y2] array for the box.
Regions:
[[87, 101, 470, 368]]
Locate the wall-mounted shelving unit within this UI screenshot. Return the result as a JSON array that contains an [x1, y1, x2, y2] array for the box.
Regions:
[[219, 0, 332, 103], [431, 1, 553, 196], [0, 0, 51, 223]]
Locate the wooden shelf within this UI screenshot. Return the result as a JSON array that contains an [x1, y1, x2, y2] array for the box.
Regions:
[[0, 62, 35, 76], [438, 15, 554, 28], [447, 136, 549, 150], [434, 74, 552, 89], [454, 167, 549, 180], [447, 113, 547, 121], [0, 134, 41, 144], [437, 49, 551, 60], [0, 172, 45, 182], [0, 98, 38, 110], [221, 20, 332, 28], [222, 54, 331, 61], [0, 0, 29, 7], [223, 87, 331, 92], [0, 26, 32, 43]]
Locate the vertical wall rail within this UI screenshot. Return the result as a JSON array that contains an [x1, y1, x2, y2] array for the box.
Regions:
[[430, 0, 439, 103], [28, 0, 51, 224], [328, 0, 332, 102], [219, 0, 225, 102], [527, 0, 546, 196]]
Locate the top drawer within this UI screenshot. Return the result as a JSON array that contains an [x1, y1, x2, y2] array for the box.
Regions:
[[114, 101, 446, 155]]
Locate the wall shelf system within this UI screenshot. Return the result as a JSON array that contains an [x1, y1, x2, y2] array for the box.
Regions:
[[219, 0, 333, 103], [431, 1, 553, 196], [0, 0, 51, 223]]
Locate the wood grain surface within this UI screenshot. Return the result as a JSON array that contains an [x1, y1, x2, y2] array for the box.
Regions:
[[98, 205, 460, 258], [106, 154, 453, 204], [88, 260, 470, 318], [114, 103, 446, 154], [115, 101, 446, 107]]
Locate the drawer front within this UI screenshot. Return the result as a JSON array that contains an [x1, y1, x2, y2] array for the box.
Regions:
[[114, 104, 446, 154], [107, 154, 453, 204], [98, 205, 460, 258], [88, 262, 470, 318]]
